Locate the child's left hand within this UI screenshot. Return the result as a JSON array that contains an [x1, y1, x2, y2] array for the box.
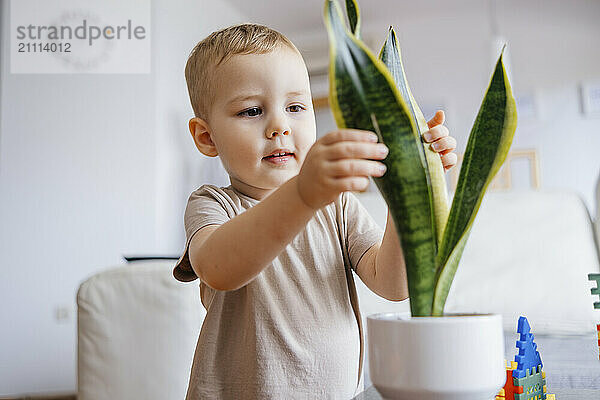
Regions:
[[421, 110, 457, 171]]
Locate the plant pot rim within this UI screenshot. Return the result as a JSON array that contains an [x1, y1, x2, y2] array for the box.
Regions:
[[367, 312, 502, 324]]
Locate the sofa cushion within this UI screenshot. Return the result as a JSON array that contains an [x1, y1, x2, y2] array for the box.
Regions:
[[77, 260, 203, 400], [444, 189, 600, 334]]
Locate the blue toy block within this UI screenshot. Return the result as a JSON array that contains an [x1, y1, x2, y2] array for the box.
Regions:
[[513, 316, 543, 378]]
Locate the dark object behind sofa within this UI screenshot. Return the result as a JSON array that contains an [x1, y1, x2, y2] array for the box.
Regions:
[[122, 255, 179, 262]]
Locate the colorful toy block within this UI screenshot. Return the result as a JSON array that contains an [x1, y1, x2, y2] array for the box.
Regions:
[[590, 273, 600, 360], [514, 317, 543, 378], [496, 316, 554, 400], [597, 324, 600, 360], [513, 365, 546, 400], [496, 360, 522, 400], [588, 273, 600, 309]]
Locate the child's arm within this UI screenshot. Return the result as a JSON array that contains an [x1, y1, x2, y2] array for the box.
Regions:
[[354, 110, 457, 301], [188, 177, 315, 291], [189, 129, 388, 291], [355, 211, 408, 301]]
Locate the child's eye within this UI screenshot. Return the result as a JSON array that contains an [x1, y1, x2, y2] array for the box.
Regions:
[[238, 107, 262, 117], [287, 104, 305, 113]]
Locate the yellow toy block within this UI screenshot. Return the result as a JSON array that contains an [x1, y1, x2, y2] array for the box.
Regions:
[[503, 359, 518, 370]]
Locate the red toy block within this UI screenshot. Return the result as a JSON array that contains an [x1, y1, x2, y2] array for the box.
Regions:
[[503, 368, 524, 400]]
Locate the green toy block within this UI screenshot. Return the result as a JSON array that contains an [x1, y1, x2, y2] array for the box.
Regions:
[[513, 365, 546, 400], [588, 273, 600, 309]]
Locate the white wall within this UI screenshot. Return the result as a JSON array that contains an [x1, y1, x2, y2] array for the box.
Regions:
[[294, 0, 600, 216], [153, 0, 235, 255], [0, 0, 245, 396]]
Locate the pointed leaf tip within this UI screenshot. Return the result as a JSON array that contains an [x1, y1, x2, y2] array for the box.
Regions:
[[344, 0, 361, 37]]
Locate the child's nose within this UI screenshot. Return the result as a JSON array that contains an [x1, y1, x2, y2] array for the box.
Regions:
[[266, 128, 290, 138], [266, 111, 291, 138]]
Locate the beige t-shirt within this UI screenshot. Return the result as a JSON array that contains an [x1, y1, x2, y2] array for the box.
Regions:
[[173, 184, 383, 400]]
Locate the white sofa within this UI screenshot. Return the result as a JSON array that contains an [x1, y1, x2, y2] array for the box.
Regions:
[[77, 260, 204, 400], [77, 189, 600, 399]]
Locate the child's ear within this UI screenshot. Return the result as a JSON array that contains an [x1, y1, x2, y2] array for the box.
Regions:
[[189, 117, 218, 157]]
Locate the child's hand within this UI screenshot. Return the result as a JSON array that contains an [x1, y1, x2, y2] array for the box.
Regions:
[[297, 130, 388, 210], [422, 110, 457, 171]]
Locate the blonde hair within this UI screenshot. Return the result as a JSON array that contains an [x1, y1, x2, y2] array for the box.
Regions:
[[185, 23, 299, 120]]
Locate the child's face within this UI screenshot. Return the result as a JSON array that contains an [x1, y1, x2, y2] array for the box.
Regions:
[[206, 45, 317, 199]]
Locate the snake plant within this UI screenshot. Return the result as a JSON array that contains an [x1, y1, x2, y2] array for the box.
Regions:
[[324, 0, 517, 316]]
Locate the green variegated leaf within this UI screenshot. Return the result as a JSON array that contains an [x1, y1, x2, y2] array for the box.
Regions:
[[324, 0, 437, 316], [378, 26, 450, 250], [432, 50, 517, 316], [344, 0, 361, 38], [325, 0, 517, 317]]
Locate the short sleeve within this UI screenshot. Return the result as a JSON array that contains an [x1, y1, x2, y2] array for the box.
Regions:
[[172, 186, 231, 282], [341, 192, 384, 272]]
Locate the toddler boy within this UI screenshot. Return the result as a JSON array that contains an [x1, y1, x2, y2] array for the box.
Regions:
[[173, 23, 457, 399]]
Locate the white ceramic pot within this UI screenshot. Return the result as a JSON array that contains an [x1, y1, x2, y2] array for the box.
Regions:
[[367, 312, 505, 400]]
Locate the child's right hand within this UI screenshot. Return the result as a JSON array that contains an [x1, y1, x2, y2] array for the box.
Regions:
[[296, 129, 389, 210]]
